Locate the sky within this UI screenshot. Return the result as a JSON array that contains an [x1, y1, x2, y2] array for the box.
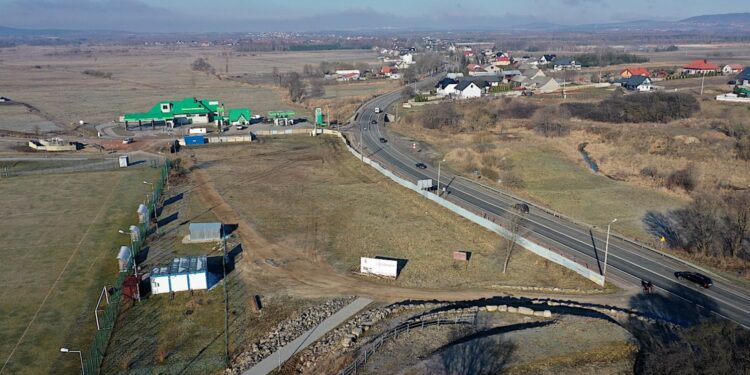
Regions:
[[0, 0, 749, 32]]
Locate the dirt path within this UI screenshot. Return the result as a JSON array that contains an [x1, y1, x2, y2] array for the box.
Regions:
[[190, 164, 637, 306]]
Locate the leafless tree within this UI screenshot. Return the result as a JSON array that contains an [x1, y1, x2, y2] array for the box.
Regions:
[[401, 86, 415, 101], [309, 79, 325, 98], [503, 214, 522, 274]]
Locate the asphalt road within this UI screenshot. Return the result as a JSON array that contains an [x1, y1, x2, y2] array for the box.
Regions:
[[349, 77, 750, 327]]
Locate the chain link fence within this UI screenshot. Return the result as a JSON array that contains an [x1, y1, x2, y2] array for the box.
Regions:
[[337, 313, 477, 375], [81, 159, 171, 374]]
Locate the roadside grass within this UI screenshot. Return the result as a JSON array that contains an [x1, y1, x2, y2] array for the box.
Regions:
[[321, 80, 398, 99], [193, 136, 601, 291], [0, 158, 109, 173], [0, 167, 160, 374], [508, 145, 687, 241]]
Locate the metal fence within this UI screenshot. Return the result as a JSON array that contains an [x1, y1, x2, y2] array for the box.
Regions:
[[81, 159, 171, 374], [337, 314, 476, 375]]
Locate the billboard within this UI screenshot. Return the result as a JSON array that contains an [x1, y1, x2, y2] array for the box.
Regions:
[[360, 257, 399, 278]]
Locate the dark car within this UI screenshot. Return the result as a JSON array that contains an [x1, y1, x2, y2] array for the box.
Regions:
[[371, 120, 378, 125], [513, 203, 530, 214], [674, 271, 713, 288], [415, 162, 427, 169], [728, 80, 737, 85], [379, 137, 387, 143]]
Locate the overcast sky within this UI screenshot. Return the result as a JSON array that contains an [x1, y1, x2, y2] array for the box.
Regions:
[[1, 0, 749, 32]]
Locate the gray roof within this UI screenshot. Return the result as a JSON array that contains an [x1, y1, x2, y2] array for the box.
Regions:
[[455, 80, 478, 90], [619, 75, 651, 88], [152, 255, 208, 276], [554, 58, 577, 66]]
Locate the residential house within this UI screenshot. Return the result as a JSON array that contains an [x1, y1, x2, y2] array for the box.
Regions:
[[435, 78, 459, 97], [517, 62, 538, 70], [455, 80, 483, 99], [737, 67, 750, 85], [463, 50, 475, 58], [682, 59, 720, 75], [467, 64, 486, 76], [381, 66, 398, 77], [618, 75, 653, 92], [335, 69, 361, 81], [539, 54, 556, 64], [493, 55, 511, 66], [446, 72, 464, 79], [520, 68, 546, 80], [531, 76, 561, 93], [553, 58, 582, 71], [620, 67, 651, 78], [723, 64, 743, 75], [401, 53, 414, 65]]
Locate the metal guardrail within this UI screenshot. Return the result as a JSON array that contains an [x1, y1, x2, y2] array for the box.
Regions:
[[337, 314, 476, 375]]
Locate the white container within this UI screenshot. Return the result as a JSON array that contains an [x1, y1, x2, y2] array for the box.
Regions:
[[118, 155, 129, 168], [189, 127, 207, 135]]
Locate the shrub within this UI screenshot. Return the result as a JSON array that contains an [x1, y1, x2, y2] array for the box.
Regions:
[[82, 69, 112, 79], [562, 92, 699, 123], [666, 167, 696, 192], [191, 57, 215, 74], [500, 171, 525, 188], [736, 136, 750, 161], [480, 167, 499, 181], [640, 166, 659, 178]]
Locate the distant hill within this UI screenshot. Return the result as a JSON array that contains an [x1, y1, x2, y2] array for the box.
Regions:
[[681, 13, 750, 24]]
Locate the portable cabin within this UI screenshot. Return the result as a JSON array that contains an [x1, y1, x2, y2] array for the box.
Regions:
[[150, 265, 172, 294], [117, 246, 131, 272], [184, 135, 206, 145], [168, 257, 190, 292], [188, 222, 223, 242]]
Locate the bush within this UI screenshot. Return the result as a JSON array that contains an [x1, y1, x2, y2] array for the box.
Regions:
[[640, 166, 659, 178], [565, 51, 648, 67], [666, 167, 696, 192], [562, 92, 699, 123], [480, 167, 499, 181], [82, 70, 112, 79], [500, 171, 525, 188], [191, 57, 215, 74], [533, 106, 569, 137], [736, 136, 750, 161], [504, 100, 539, 119]]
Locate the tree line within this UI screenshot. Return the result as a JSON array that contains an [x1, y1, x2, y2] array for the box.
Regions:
[[562, 92, 700, 123]]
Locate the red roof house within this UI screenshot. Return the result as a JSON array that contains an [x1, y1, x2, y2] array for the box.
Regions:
[[682, 59, 720, 74], [620, 67, 651, 78]]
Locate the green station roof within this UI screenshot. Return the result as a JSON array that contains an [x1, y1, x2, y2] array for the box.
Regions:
[[228, 108, 252, 123], [124, 98, 221, 122]]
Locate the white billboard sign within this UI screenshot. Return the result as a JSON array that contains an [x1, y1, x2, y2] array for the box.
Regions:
[[360, 257, 399, 278], [417, 179, 433, 190]]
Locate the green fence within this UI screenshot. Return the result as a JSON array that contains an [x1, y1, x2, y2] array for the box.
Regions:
[[82, 159, 171, 374]]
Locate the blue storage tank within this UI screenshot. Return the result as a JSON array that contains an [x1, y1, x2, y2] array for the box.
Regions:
[[184, 135, 206, 145]]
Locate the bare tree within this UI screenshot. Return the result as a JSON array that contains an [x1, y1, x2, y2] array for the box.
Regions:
[[271, 66, 280, 86], [503, 215, 522, 274], [309, 79, 325, 98], [191, 57, 215, 75], [401, 67, 417, 84], [401, 86, 415, 101], [284, 72, 304, 102]]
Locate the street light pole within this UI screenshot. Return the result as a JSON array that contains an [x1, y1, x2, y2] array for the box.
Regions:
[[60, 348, 84, 375], [603, 218, 617, 277], [437, 159, 445, 196], [143, 181, 158, 233]]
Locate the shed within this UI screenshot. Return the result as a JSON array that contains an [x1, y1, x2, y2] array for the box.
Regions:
[[188, 222, 222, 242], [117, 246, 131, 272], [168, 257, 191, 292], [137, 204, 149, 224], [119, 155, 129, 168], [129, 225, 141, 242], [150, 265, 172, 294]]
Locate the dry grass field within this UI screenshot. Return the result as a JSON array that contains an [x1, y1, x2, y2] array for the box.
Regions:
[[0, 166, 160, 375], [0, 103, 61, 134], [391, 115, 689, 242], [191, 136, 598, 291], [0, 46, 384, 133]]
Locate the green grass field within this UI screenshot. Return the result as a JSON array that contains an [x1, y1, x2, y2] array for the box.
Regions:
[[0, 167, 160, 374]]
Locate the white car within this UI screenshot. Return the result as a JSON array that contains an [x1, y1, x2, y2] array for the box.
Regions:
[[374, 107, 381, 113]]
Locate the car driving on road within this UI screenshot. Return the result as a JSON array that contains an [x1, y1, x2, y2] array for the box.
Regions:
[[379, 137, 387, 143], [371, 119, 377, 124], [415, 162, 427, 169], [513, 203, 530, 214], [674, 271, 713, 288]]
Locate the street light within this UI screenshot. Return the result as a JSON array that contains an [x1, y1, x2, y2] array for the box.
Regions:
[[60, 347, 84, 375], [437, 159, 446, 197], [603, 218, 617, 277], [142, 181, 158, 232]]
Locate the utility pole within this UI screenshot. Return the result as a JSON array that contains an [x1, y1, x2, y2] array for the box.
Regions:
[[222, 225, 229, 368], [603, 218, 617, 277], [700, 71, 706, 97], [437, 159, 445, 196]]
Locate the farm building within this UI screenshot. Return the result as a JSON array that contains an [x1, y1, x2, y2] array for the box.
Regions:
[[188, 222, 223, 242], [122, 97, 251, 128], [150, 256, 217, 295]]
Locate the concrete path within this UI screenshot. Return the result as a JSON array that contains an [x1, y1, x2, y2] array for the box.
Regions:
[[242, 297, 373, 375]]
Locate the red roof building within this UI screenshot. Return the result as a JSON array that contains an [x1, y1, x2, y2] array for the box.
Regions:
[[620, 67, 651, 78], [682, 59, 720, 74]]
